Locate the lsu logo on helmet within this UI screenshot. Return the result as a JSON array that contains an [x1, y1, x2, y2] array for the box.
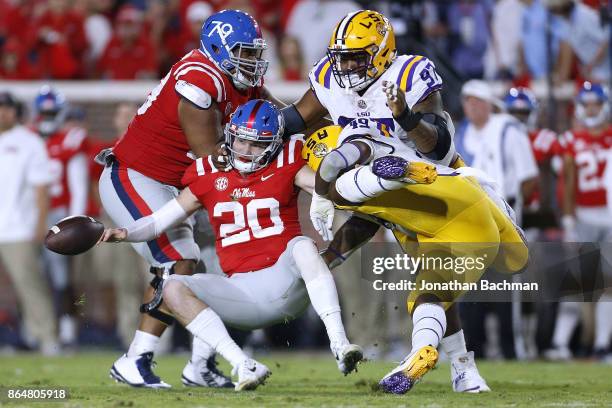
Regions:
[[302, 126, 342, 171], [327, 10, 396, 91]]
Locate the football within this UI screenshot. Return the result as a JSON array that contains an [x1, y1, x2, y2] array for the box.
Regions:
[[44, 215, 105, 255]]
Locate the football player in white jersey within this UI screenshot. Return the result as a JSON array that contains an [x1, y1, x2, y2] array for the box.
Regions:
[[279, 10, 490, 394]]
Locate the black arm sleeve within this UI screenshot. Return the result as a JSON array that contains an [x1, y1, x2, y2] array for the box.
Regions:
[[420, 113, 452, 161], [281, 104, 306, 137]]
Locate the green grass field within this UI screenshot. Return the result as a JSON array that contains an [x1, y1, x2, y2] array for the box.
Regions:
[[1, 352, 611, 407]]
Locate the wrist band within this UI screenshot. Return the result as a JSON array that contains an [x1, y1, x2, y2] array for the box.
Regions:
[[395, 106, 423, 132]]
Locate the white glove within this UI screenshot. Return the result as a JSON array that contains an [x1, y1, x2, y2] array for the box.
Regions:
[[310, 192, 335, 241], [561, 215, 578, 242]]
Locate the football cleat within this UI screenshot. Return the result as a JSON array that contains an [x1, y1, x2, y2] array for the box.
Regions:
[[331, 343, 364, 375], [378, 345, 438, 394], [450, 351, 491, 393], [181, 356, 234, 388], [231, 358, 271, 391], [371, 156, 438, 184], [543, 346, 572, 362], [109, 353, 171, 389]]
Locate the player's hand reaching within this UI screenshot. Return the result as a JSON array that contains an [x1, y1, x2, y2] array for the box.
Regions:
[[310, 192, 335, 241], [98, 228, 128, 243], [211, 143, 232, 172], [383, 80, 407, 118]]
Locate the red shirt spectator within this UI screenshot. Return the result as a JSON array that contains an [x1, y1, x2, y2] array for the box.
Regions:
[[164, 1, 212, 63], [97, 6, 158, 79], [0, 38, 41, 80], [36, 0, 87, 78]]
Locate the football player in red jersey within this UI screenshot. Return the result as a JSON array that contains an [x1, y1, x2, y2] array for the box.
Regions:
[[545, 82, 612, 362], [504, 87, 563, 225], [34, 86, 89, 349], [98, 10, 283, 388], [101, 100, 362, 391]]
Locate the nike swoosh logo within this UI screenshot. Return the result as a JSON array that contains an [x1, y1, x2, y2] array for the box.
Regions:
[[261, 174, 274, 181]]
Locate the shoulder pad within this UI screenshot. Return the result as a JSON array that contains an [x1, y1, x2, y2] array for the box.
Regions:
[[310, 57, 333, 90]]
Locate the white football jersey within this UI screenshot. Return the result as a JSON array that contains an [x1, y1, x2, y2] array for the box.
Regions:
[[336, 117, 454, 175], [309, 54, 443, 145]]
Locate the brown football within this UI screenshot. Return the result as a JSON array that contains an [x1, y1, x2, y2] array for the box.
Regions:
[[45, 215, 105, 255]]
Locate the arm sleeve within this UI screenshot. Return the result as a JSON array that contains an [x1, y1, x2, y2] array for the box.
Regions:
[[319, 142, 364, 183], [125, 198, 188, 242], [67, 153, 89, 215]]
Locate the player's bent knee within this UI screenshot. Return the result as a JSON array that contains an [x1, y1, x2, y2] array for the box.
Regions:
[[291, 236, 330, 281], [162, 278, 190, 310]]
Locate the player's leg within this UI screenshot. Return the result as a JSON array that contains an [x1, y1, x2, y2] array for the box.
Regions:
[[592, 226, 612, 360], [99, 161, 206, 388], [289, 236, 363, 374], [0, 242, 59, 355], [545, 219, 594, 361], [162, 275, 270, 391], [43, 207, 78, 347], [378, 286, 447, 394], [380, 205, 497, 394], [330, 158, 437, 205]]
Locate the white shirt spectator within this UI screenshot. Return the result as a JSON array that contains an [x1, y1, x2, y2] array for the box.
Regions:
[[0, 125, 54, 243], [484, 0, 525, 79], [85, 14, 112, 60], [285, 0, 359, 67], [555, 3, 610, 82], [460, 113, 538, 200]]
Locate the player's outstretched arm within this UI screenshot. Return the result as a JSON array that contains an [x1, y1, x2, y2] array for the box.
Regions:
[[384, 83, 455, 166], [282, 89, 329, 136], [320, 214, 380, 269], [178, 97, 224, 159], [100, 187, 202, 243], [294, 164, 315, 195]]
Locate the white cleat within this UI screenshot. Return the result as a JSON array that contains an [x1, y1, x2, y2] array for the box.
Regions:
[[231, 358, 271, 391], [181, 356, 234, 388], [450, 351, 491, 393], [109, 353, 171, 389], [332, 343, 364, 375], [543, 346, 572, 362]]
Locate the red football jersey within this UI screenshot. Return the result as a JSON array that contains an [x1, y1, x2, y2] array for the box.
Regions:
[[525, 128, 562, 208], [112, 49, 262, 188], [45, 127, 89, 210], [561, 127, 612, 207], [530, 128, 562, 163], [182, 137, 305, 276]]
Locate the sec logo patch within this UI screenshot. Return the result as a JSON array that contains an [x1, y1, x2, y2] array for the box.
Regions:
[[215, 176, 228, 191]]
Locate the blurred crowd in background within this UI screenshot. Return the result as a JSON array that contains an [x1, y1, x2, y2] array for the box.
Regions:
[[0, 0, 609, 85], [1, 0, 612, 364]]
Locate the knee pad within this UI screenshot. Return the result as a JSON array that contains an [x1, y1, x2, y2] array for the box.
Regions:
[[140, 266, 175, 325]]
